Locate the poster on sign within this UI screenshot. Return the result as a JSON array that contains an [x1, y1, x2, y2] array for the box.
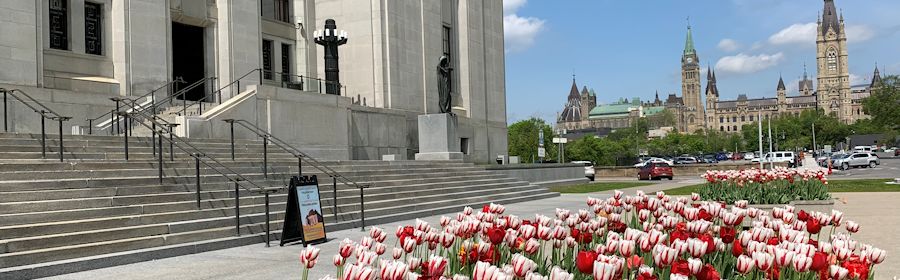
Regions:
[[280, 175, 328, 246]]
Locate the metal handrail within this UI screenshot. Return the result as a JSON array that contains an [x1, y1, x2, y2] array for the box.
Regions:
[[225, 119, 370, 230], [1, 88, 71, 161], [121, 106, 283, 244], [228, 119, 368, 189], [179, 69, 262, 117], [86, 78, 186, 131]]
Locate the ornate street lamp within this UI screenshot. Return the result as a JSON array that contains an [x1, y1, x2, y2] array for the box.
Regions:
[[314, 19, 348, 95]]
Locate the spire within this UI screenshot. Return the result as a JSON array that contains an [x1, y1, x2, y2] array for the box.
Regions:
[[871, 65, 884, 88], [684, 24, 696, 56], [568, 78, 579, 100], [706, 66, 712, 82], [803, 62, 809, 80], [822, 0, 840, 36], [777, 75, 786, 91]]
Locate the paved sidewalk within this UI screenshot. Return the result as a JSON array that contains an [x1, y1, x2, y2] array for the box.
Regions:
[[42, 180, 899, 280]]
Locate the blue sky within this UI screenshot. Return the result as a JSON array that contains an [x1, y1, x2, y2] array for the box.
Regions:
[[503, 0, 900, 124]]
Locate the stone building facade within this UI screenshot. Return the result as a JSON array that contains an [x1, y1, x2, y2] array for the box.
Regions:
[[558, 0, 877, 135], [0, 0, 508, 163]]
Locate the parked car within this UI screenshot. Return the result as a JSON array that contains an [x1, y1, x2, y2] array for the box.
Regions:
[[731, 152, 743, 161], [701, 154, 719, 164], [832, 152, 879, 170], [633, 157, 675, 168], [752, 151, 796, 166], [853, 146, 873, 153], [674, 157, 698, 165], [820, 153, 847, 168], [743, 152, 756, 160], [637, 162, 673, 180], [715, 153, 728, 161], [572, 161, 595, 181]]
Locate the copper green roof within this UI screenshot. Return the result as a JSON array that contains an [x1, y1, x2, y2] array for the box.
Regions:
[[589, 103, 634, 117], [684, 26, 695, 56], [644, 106, 666, 116]]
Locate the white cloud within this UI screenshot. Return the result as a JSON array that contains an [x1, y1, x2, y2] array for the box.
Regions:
[[715, 52, 785, 74], [845, 25, 875, 43], [849, 73, 868, 86], [769, 23, 817, 45], [503, 0, 545, 53], [503, 0, 527, 15], [768, 22, 876, 45], [717, 39, 741, 52]]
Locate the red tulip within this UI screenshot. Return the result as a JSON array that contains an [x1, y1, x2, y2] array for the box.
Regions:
[[797, 210, 810, 222], [810, 251, 829, 271], [575, 250, 598, 274], [695, 264, 721, 280], [671, 259, 691, 276], [698, 234, 716, 254], [671, 229, 690, 242], [636, 271, 658, 280], [731, 241, 744, 257], [806, 219, 822, 234], [842, 256, 870, 280], [719, 227, 735, 244], [487, 226, 505, 245]]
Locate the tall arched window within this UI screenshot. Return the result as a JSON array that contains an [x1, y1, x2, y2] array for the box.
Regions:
[[827, 48, 837, 72]]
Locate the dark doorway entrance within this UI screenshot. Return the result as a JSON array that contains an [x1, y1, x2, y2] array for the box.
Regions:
[[172, 22, 205, 101]]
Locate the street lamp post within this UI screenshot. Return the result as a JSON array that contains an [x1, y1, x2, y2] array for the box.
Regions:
[[314, 19, 348, 95]]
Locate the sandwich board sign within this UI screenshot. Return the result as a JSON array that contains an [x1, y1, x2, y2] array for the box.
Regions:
[[280, 175, 328, 246]]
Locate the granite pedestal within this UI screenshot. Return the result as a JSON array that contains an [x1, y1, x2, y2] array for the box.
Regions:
[[414, 114, 464, 160]]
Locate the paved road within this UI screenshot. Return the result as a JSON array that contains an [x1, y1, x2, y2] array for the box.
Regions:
[[829, 158, 900, 180]]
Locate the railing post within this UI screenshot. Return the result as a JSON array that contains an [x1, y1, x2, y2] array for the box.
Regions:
[[57, 117, 66, 162], [167, 124, 177, 161], [123, 115, 129, 161], [3, 89, 8, 132], [332, 176, 337, 222], [359, 186, 366, 231], [40, 113, 46, 159], [264, 191, 271, 247], [298, 156, 302, 177], [194, 153, 201, 209], [263, 136, 268, 179], [88, 119, 93, 135], [226, 120, 235, 160], [151, 122, 157, 156], [110, 98, 121, 134], [108, 109, 114, 135], [234, 180, 241, 236], [158, 131, 164, 183]]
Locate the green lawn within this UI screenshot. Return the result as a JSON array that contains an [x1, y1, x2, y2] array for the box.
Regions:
[[549, 182, 653, 194], [662, 179, 900, 195]]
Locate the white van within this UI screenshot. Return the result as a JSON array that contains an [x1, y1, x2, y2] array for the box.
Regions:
[[753, 151, 796, 166], [853, 146, 873, 153]]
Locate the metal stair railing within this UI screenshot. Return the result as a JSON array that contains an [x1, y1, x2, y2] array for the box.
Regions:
[[120, 107, 283, 246], [224, 119, 371, 230], [179, 69, 263, 117], [86, 78, 185, 135], [0, 88, 72, 161]]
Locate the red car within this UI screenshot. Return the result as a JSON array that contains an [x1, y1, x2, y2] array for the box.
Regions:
[[638, 162, 673, 180]]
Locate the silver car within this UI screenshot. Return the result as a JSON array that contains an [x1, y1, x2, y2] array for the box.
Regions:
[[833, 152, 879, 170]]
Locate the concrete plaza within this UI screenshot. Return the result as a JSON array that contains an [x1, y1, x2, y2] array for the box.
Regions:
[[42, 178, 900, 280]]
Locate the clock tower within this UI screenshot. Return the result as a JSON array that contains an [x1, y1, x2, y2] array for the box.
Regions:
[[816, 0, 851, 123], [681, 25, 703, 132]]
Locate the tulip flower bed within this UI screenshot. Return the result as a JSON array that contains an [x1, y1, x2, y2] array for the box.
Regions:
[[698, 168, 831, 205], [298, 190, 886, 280]]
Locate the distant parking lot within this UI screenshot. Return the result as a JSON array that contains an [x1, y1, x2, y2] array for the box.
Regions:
[[829, 158, 900, 179]]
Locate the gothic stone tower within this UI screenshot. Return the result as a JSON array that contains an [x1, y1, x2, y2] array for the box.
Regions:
[[705, 67, 719, 130], [681, 25, 703, 132], [816, 0, 851, 123]]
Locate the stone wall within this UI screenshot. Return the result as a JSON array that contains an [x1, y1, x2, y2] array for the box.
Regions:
[[595, 162, 791, 178], [486, 164, 588, 188], [0, 84, 116, 134], [182, 85, 500, 162]]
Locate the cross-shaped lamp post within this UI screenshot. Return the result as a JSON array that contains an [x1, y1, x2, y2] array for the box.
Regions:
[[314, 19, 348, 95]]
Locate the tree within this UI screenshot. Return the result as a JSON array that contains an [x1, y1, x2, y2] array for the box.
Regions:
[[507, 118, 557, 163], [863, 75, 900, 130]]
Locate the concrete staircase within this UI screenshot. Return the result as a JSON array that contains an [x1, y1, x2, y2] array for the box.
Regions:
[[0, 132, 557, 279]]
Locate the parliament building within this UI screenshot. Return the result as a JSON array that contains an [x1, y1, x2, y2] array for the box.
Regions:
[[558, 0, 882, 135]]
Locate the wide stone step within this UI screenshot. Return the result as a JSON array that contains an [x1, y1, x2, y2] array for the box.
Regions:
[[0, 160, 472, 172], [0, 178, 525, 238], [0, 173, 511, 214], [0, 187, 554, 270]]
